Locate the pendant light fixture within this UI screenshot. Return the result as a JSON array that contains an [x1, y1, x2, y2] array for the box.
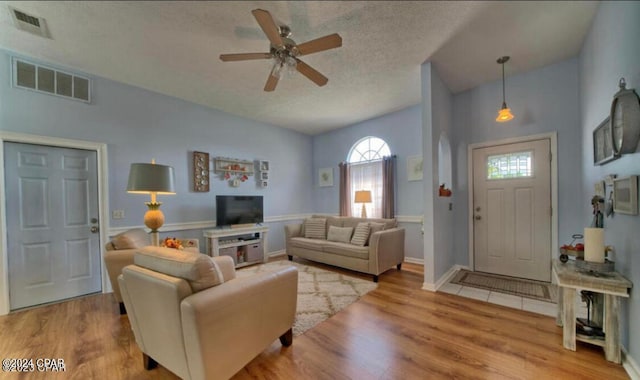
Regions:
[[496, 56, 514, 122]]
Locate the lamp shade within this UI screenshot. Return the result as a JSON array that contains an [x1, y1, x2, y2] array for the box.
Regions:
[[127, 163, 176, 194], [354, 190, 372, 203], [496, 105, 514, 122]]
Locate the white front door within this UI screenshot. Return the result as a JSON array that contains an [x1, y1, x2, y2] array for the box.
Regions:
[[5, 142, 102, 310], [472, 139, 551, 282]]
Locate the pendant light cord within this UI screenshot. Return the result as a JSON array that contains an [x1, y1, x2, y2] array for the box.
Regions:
[[502, 61, 506, 104]]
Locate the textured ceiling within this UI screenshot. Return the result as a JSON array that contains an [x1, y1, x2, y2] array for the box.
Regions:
[[0, 1, 598, 135]]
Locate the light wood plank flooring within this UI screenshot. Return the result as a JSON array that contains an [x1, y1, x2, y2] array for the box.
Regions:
[[0, 259, 629, 379]]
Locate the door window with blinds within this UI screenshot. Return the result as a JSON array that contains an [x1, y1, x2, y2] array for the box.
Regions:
[[486, 151, 533, 179], [347, 137, 391, 218]]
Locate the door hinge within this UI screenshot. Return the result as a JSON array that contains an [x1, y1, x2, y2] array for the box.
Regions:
[[550, 207, 553, 216], [549, 152, 552, 162]]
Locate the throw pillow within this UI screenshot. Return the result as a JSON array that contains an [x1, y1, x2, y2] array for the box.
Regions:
[[304, 218, 327, 239], [327, 226, 354, 243], [366, 222, 386, 245], [350, 222, 370, 246]]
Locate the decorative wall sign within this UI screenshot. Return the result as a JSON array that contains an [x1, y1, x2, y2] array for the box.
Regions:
[[193, 151, 209, 192], [407, 155, 423, 181], [613, 175, 638, 215], [213, 157, 255, 187], [319, 167, 333, 187]]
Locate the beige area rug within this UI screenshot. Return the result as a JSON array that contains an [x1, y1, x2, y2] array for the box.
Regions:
[[236, 261, 378, 336], [451, 270, 558, 303]]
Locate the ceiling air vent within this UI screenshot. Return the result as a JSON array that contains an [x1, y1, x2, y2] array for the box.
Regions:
[[8, 6, 50, 38]]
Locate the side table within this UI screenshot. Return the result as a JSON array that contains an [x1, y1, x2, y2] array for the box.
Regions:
[[552, 259, 632, 363]]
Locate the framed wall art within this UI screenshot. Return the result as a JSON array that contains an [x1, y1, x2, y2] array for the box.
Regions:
[[193, 151, 210, 192], [593, 116, 618, 165], [613, 175, 638, 215], [318, 167, 333, 187], [407, 155, 423, 181]]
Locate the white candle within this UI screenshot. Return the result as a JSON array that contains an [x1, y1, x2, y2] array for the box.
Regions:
[[584, 227, 605, 263]]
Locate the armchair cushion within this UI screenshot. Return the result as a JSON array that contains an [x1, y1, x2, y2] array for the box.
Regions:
[[110, 228, 150, 250], [135, 247, 224, 292]]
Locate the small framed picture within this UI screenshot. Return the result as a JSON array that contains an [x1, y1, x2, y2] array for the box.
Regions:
[[407, 155, 423, 181], [261, 171, 269, 180], [261, 180, 268, 188], [319, 167, 333, 187], [613, 175, 638, 215], [593, 117, 618, 165]]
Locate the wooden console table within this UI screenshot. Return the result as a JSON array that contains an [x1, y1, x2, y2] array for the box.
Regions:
[[552, 259, 632, 363]]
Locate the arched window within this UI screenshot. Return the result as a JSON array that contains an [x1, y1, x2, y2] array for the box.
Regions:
[[348, 136, 391, 163], [346, 137, 391, 218]]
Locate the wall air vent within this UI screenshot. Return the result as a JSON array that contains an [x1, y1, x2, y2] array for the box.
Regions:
[[8, 6, 50, 38], [12, 58, 91, 103]]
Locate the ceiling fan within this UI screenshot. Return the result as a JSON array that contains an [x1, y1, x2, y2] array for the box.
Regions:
[[220, 9, 342, 92]]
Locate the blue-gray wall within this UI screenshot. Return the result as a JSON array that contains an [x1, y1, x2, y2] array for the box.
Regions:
[[578, 0, 640, 364], [0, 49, 313, 252], [452, 58, 583, 267], [311, 105, 424, 260]]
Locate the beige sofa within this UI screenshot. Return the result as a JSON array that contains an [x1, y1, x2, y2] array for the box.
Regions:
[[119, 246, 298, 380], [285, 215, 405, 282]]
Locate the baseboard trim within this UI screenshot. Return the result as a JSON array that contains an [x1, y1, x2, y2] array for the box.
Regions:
[[404, 257, 424, 265], [422, 264, 469, 292], [623, 346, 640, 380], [268, 250, 287, 258]]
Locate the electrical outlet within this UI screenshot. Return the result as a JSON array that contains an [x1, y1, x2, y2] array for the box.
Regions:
[[112, 210, 125, 219]]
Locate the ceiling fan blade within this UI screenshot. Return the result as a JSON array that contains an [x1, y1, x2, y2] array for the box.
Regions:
[[252, 9, 284, 47], [297, 33, 342, 56], [219, 53, 272, 62], [295, 59, 328, 87], [264, 73, 279, 92]]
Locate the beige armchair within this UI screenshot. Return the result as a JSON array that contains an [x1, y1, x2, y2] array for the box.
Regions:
[[118, 246, 298, 380], [104, 228, 150, 314], [105, 229, 203, 314]]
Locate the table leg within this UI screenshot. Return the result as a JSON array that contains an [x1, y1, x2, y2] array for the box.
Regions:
[[591, 292, 604, 327], [604, 294, 621, 363], [556, 286, 564, 327], [562, 287, 576, 351]]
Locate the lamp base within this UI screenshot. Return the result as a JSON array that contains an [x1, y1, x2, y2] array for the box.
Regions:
[[361, 204, 367, 219], [144, 203, 164, 246]]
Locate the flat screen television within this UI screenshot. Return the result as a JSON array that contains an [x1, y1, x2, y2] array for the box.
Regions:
[[216, 195, 263, 227]]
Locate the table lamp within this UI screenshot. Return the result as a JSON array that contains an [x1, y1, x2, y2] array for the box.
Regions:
[[127, 160, 175, 246], [354, 190, 372, 218]]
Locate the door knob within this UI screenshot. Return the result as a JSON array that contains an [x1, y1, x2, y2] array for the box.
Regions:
[[474, 215, 482, 220], [91, 226, 99, 233]]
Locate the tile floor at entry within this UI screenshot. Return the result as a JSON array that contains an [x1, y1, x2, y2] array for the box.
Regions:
[[439, 276, 589, 319]]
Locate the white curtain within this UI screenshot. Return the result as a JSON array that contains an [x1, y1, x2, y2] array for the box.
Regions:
[[350, 161, 383, 218]]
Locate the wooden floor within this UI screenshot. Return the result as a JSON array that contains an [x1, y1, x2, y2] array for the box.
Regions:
[[0, 259, 629, 379]]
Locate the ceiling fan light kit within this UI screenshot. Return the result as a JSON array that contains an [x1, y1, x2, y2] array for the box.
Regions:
[[220, 9, 342, 92], [496, 56, 515, 122]]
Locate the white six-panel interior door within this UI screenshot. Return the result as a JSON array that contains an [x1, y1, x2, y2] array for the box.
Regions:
[[472, 138, 552, 282], [4, 142, 102, 310]]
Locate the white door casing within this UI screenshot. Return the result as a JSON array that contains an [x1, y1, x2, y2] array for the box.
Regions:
[[5, 143, 101, 309], [470, 135, 556, 282], [0, 132, 109, 315]]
